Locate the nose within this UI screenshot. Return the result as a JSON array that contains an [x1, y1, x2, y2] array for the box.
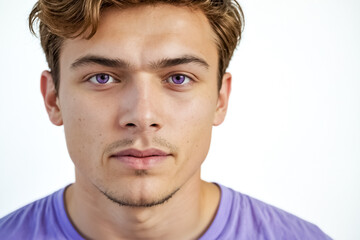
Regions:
[[118, 77, 163, 132]]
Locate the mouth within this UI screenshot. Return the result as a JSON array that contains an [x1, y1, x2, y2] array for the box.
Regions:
[[110, 148, 171, 170]]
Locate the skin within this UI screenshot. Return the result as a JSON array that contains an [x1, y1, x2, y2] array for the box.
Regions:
[[41, 4, 231, 239]]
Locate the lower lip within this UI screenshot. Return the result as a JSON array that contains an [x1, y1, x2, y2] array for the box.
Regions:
[[111, 155, 169, 169]]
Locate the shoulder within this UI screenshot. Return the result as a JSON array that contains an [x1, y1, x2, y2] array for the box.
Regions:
[[201, 184, 332, 240], [0, 188, 67, 240]]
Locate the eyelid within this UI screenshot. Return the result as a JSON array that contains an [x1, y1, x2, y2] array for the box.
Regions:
[[164, 72, 196, 85], [86, 72, 119, 84]]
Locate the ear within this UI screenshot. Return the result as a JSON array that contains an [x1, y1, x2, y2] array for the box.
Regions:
[[40, 70, 63, 126], [213, 72, 232, 126]]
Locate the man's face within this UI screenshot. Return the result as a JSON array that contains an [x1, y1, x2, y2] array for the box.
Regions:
[[45, 4, 230, 206]]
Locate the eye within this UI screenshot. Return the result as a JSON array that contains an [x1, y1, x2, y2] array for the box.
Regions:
[[166, 74, 191, 85], [88, 73, 116, 84]]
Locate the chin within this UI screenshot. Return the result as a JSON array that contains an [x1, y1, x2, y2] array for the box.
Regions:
[[96, 176, 180, 208], [103, 188, 180, 208]]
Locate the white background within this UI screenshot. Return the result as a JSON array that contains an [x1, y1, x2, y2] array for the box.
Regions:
[[1, 1, 359, 239]]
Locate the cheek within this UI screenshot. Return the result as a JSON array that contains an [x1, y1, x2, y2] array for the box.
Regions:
[[171, 95, 216, 169], [60, 95, 113, 167], [172, 115, 213, 184]]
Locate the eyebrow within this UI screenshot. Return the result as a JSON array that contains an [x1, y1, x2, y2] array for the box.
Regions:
[[150, 55, 209, 69], [70, 54, 209, 70], [71, 55, 130, 69]]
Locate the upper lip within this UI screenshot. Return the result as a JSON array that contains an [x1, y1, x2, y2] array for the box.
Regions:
[[111, 148, 170, 158]]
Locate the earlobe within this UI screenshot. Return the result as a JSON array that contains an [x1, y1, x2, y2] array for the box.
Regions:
[[213, 73, 232, 126], [40, 70, 63, 126]]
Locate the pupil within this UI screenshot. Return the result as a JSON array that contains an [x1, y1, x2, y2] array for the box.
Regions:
[[97, 74, 109, 83], [173, 75, 185, 84]]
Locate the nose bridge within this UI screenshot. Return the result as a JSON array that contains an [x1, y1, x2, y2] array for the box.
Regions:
[[120, 74, 161, 130], [134, 77, 154, 117]]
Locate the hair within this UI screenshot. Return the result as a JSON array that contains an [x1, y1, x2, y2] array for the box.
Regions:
[[29, 0, 244, 93]]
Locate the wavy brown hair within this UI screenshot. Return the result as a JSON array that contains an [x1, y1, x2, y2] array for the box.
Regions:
[[29, 0, 244, 92]]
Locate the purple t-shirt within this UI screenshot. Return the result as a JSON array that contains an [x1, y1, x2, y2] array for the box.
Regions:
[[0, 184, 331, 239]]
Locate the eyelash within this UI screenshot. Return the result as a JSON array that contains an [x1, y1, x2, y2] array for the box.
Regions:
[[86, 73, 194, 87], [87, 73, 118, 85], [165, 74, 193, 86]]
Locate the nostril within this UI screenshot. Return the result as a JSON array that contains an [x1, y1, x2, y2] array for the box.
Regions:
[[122, 122, 160, 129]]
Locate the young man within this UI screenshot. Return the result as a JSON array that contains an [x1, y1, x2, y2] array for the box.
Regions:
[[0, 0, 331, 239]]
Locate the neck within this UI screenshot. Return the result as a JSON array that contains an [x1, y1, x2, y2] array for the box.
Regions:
[[65, 172, 220, 239]]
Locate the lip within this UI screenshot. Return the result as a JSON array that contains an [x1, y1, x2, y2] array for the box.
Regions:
[[110, 148, 171, 169]]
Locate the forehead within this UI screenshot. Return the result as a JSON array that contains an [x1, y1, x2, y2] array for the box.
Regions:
[[99, 4, 213, 37], [61, 4, 218, 70]]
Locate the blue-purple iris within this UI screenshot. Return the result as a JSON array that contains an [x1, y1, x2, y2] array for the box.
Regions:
[[172, 75, 186, 84], [96, 74, 110, 84]]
